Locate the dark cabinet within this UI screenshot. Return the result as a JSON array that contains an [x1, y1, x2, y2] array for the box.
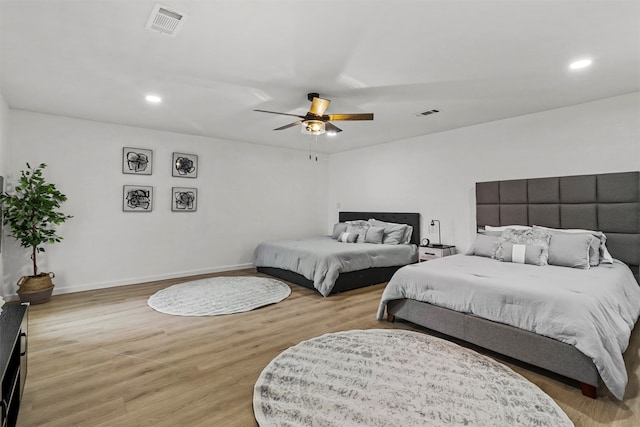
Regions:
[[0, 303, 28, 427]]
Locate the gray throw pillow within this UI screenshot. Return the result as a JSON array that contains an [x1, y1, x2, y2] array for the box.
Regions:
[[337, 231, 358, 243], [364, 226, 384, 244], [346, 221, 370, 243], [466, 234, 499, 258], [501, 243, 545, 266], [331, 222, 348, 239], [548, 233, 594, 269], [369, 219, 412, 244], [381, 224, 406, 245], [496, 228, 552, 265]]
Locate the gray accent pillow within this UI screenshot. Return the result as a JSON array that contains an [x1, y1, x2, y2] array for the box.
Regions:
[[331, 222, 348, 239], [501, 243, 545, 266], [364, 226, 384, 244], [337, 231, 358, 243], [548, 233, 595, 269], [381, 224, 407, 245], [466, 234, 499, 258], [346, 221, 370, 243], [369, 219, 412, 244], [496, 228, 552, 265], [533, 225, 604, 266]]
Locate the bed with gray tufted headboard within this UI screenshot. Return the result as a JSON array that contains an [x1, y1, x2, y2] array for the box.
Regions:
[[384, 171, 640, 399]]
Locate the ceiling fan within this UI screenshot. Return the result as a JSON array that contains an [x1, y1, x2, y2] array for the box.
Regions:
[[254, 92, 374, 135]]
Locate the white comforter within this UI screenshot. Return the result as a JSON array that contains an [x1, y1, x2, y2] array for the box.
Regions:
[[377, 255, 640, 400], [254, 236, 418, 296]]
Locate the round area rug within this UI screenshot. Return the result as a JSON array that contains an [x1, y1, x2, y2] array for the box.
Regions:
[[254, 329, 573, 427], [147, 276, 291, 316]]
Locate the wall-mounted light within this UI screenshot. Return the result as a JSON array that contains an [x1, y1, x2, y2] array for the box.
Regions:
[[430, 219, 443, 247], [301, 120, 326, 135]]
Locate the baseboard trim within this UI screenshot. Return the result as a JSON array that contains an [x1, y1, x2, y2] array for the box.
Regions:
[[3, 263, 255, 300]]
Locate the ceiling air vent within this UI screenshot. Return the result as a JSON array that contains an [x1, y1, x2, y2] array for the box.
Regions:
[[145, 3, 188, 37], [416, 109, 440, 117]]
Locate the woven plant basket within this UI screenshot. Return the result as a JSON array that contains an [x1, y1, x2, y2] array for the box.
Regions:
[[18, 285, 54, 304], [17, 272, 55, 292]]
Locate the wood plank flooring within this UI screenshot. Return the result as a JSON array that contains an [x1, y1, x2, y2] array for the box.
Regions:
[[15, 269, 640, 426]]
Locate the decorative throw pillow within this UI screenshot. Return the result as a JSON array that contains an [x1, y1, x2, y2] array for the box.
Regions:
[[337, 232, 358, 243], [548, 233, 596, 269], [466, 234, 499, 258], [369, 219, 412, 244], [364, 226, 384, 244], [496, 228, 552, 265], [533, 225, 610, 266], [501, 243, 545, 266], [331, 222, 348, 239], [346, 221, 370, 244], [381, 224, 407, 245]]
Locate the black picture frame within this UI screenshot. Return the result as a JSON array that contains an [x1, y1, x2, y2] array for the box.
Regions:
[[123, 185, 153, 212], [122, 147, 153, 175], [172, 152, 198, 178], [171, 187, 197, 212]]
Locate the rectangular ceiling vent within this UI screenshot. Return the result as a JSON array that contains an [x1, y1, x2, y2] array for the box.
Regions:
[[417, 109, 440, 117], [145, 3, 188, 37]]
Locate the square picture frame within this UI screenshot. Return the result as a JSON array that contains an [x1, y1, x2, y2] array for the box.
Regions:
[[171, 187, 197, 212], [122, 147, 153, 175], [172, 152, 198, 178], [123, 185, 153, 212]]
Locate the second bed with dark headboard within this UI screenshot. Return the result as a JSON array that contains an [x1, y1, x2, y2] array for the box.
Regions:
[[380, 171, 640, 399], [255, 211, 420, 295]]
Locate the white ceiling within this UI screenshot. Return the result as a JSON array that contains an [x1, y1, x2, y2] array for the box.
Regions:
[[1, 0, 639, 153]]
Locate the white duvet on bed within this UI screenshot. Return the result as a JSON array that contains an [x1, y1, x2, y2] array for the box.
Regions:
[[377, 254, 640, 400], [254, 236, 418, 296]]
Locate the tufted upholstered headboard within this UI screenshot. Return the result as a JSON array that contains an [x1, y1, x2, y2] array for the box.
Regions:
[[476, 171, 640, 282]]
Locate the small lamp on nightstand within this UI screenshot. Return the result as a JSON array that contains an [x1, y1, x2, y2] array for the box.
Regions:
[[430, 219, 443, 247]]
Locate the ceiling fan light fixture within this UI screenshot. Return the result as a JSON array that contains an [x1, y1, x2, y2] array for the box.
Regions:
[[301, 120, 325, 135]]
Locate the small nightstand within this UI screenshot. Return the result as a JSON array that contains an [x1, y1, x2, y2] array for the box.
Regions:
[[419, 244, 456, 262]]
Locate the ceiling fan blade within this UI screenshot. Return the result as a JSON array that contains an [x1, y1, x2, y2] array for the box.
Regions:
[[274, 121, 303, 131], [325, 122, 343, 133], [326, 113, 374, 121], [254, 109, 307, 119], [308, 97, 331, 116]]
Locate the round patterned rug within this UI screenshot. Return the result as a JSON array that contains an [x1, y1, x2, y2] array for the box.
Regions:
[[254, 329, 573, 427], [147, 276, 291, 316]]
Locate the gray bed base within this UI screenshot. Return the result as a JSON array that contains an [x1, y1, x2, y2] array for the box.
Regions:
[[387, 171, 640, 398], [258, 211, 421, 295]]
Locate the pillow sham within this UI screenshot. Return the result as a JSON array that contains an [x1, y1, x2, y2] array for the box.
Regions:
[[501, 243, 545, 266], [346, 221, 370, 244], [485, 225, 532, 231], [466, 234, 499, 258], [364, 226, 384, 244], [368, 219, 412, 244], [548, 233, 594, 269], [496, 228, 552, 265], [331, 222, 348, 239], [380, 224, 407, 245], [533, 225, 612, 265], [337, 232, 358, 243]]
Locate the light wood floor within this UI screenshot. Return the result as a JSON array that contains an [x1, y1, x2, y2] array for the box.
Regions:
[[15, 269, 640, 426]]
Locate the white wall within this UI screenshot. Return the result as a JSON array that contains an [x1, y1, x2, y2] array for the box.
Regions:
[[328, 92, 640, 251], [1, 111, 327, 298]]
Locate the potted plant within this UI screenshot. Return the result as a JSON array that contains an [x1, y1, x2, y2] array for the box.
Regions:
[[0, 163, 72, 304]]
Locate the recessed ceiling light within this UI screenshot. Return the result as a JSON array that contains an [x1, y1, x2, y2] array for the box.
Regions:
[[569, 59, 592, 70], [145, 94, 162, 103]]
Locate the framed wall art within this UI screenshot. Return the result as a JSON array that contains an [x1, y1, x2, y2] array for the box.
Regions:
[[123, 185, 153, 212], [123, 147, 152, 175], [172, 187, 197, 212], [172, 152, 198, 178]]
